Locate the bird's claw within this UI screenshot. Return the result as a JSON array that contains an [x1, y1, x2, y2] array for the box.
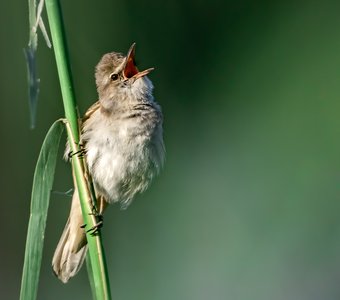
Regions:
[[68, 148, 86, 159], [86, 220, 103, 236]]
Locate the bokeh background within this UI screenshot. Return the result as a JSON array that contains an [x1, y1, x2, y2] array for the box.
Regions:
[[2, 1, 340, 299]]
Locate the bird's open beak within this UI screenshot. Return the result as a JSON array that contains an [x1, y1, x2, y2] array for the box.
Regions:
[[123, 43, 154, 80]]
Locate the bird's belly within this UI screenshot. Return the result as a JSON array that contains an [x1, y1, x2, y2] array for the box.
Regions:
[[85, 133, 156, 206]]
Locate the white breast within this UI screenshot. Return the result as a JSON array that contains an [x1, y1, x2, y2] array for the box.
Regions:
[[83, 109, 164, 207]]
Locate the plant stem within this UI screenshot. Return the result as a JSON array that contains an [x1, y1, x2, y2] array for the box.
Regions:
[[45, 0, 111, 299], [27, 0, 37, 49], [45, 0, 78, 138]]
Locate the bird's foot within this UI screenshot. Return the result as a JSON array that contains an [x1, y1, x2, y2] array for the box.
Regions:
[[86, 220, 103, 236]]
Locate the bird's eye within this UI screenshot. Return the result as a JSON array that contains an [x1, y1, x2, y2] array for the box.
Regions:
[[110, 73, 118, 81]]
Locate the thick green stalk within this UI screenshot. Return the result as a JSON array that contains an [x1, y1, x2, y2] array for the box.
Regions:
[[44, 0, 78, 138], [44, 0, 111, 299]]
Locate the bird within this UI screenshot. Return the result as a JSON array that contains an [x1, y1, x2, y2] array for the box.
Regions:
[[52, 43, 165, 283]]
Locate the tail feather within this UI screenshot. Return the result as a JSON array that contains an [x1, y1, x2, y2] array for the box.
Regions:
[[52, 191, 87, 283]]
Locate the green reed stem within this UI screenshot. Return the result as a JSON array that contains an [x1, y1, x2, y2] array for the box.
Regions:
[[45, 0, 112, 299]]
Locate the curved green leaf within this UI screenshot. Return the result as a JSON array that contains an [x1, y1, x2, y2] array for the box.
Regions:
[[20, 120, 64, 300]]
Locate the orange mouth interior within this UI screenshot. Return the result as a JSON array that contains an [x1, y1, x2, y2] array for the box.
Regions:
[[124, 57, 139, 78]]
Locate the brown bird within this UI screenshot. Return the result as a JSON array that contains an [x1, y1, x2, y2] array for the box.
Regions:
[[52, 43, 165, 283]]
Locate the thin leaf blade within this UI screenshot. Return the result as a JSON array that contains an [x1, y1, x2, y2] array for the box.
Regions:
[[20, 120, 64, 300]]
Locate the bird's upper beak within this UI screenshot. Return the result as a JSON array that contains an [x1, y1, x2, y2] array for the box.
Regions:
[[123, 43, 154, 80]]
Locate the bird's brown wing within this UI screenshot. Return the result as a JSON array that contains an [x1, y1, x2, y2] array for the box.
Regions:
[[81, 101, 101, 126], [81, 101, 109, 210]]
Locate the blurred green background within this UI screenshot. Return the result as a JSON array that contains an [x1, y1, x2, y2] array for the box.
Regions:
[[2, 0, 340, 299]]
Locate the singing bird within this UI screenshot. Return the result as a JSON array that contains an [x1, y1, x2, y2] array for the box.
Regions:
[[52, 43, 165, 283]]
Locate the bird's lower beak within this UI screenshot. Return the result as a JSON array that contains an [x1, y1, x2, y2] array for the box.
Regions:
[[123, 43, 154, 80]]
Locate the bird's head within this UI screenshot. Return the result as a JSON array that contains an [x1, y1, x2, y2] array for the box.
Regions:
[[95, 43, 154, 110]]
